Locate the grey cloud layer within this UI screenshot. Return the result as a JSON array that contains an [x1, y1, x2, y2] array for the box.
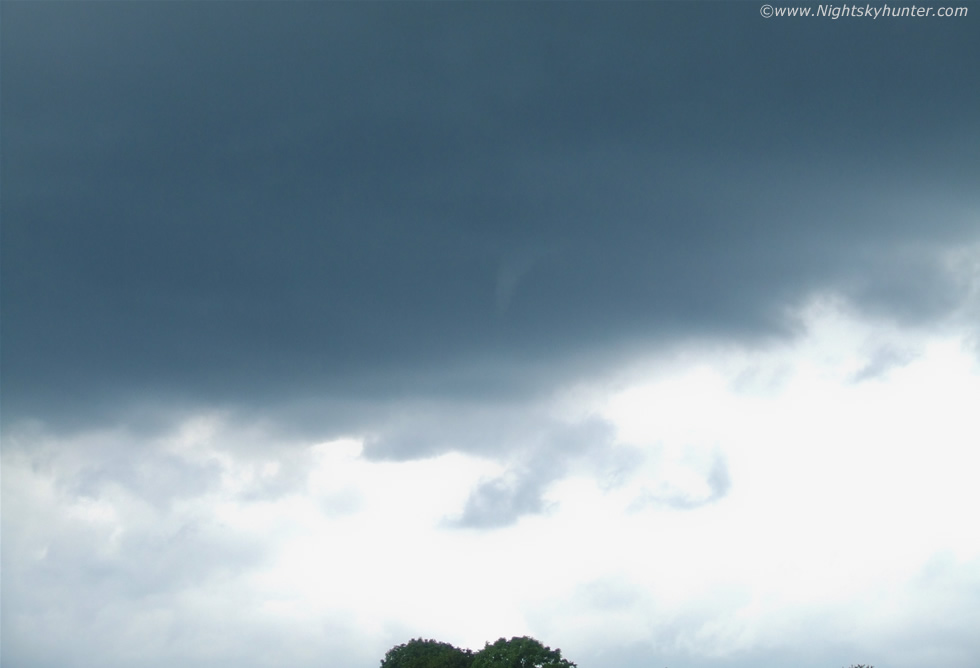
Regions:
[[3, 3, 978, 432], [451, 417, 616, 528]]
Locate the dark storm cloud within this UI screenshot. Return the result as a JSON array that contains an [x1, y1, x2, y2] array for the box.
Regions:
[[3, 2, 978, 432]]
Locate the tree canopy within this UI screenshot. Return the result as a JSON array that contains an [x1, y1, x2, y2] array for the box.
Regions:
[[471, 636, 576, 668], [380, 636, 575, 668], [380, 638, 475, 668]]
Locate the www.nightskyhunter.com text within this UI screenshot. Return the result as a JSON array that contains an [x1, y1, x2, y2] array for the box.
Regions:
[[760, 4, 969, 18]]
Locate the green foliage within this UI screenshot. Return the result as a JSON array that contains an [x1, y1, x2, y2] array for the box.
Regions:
[[379, 636, 576, 668], [471, 636, 576, 668], [380, 638, 474, 668]]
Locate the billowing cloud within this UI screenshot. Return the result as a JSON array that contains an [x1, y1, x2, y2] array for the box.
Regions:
[[4, 302, 980, 668]]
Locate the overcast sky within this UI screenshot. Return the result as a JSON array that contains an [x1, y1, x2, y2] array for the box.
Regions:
[[2, 2, 979, 667]]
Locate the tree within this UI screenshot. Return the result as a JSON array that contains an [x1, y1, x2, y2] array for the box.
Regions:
[[471, 636, 576, 668], [380, 638, 474, 668]]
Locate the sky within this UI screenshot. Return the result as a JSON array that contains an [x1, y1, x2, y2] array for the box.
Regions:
[[2, 2, 979, 667]]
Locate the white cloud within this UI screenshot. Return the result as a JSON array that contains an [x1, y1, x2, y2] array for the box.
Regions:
[[3, 299, 979, 667]]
